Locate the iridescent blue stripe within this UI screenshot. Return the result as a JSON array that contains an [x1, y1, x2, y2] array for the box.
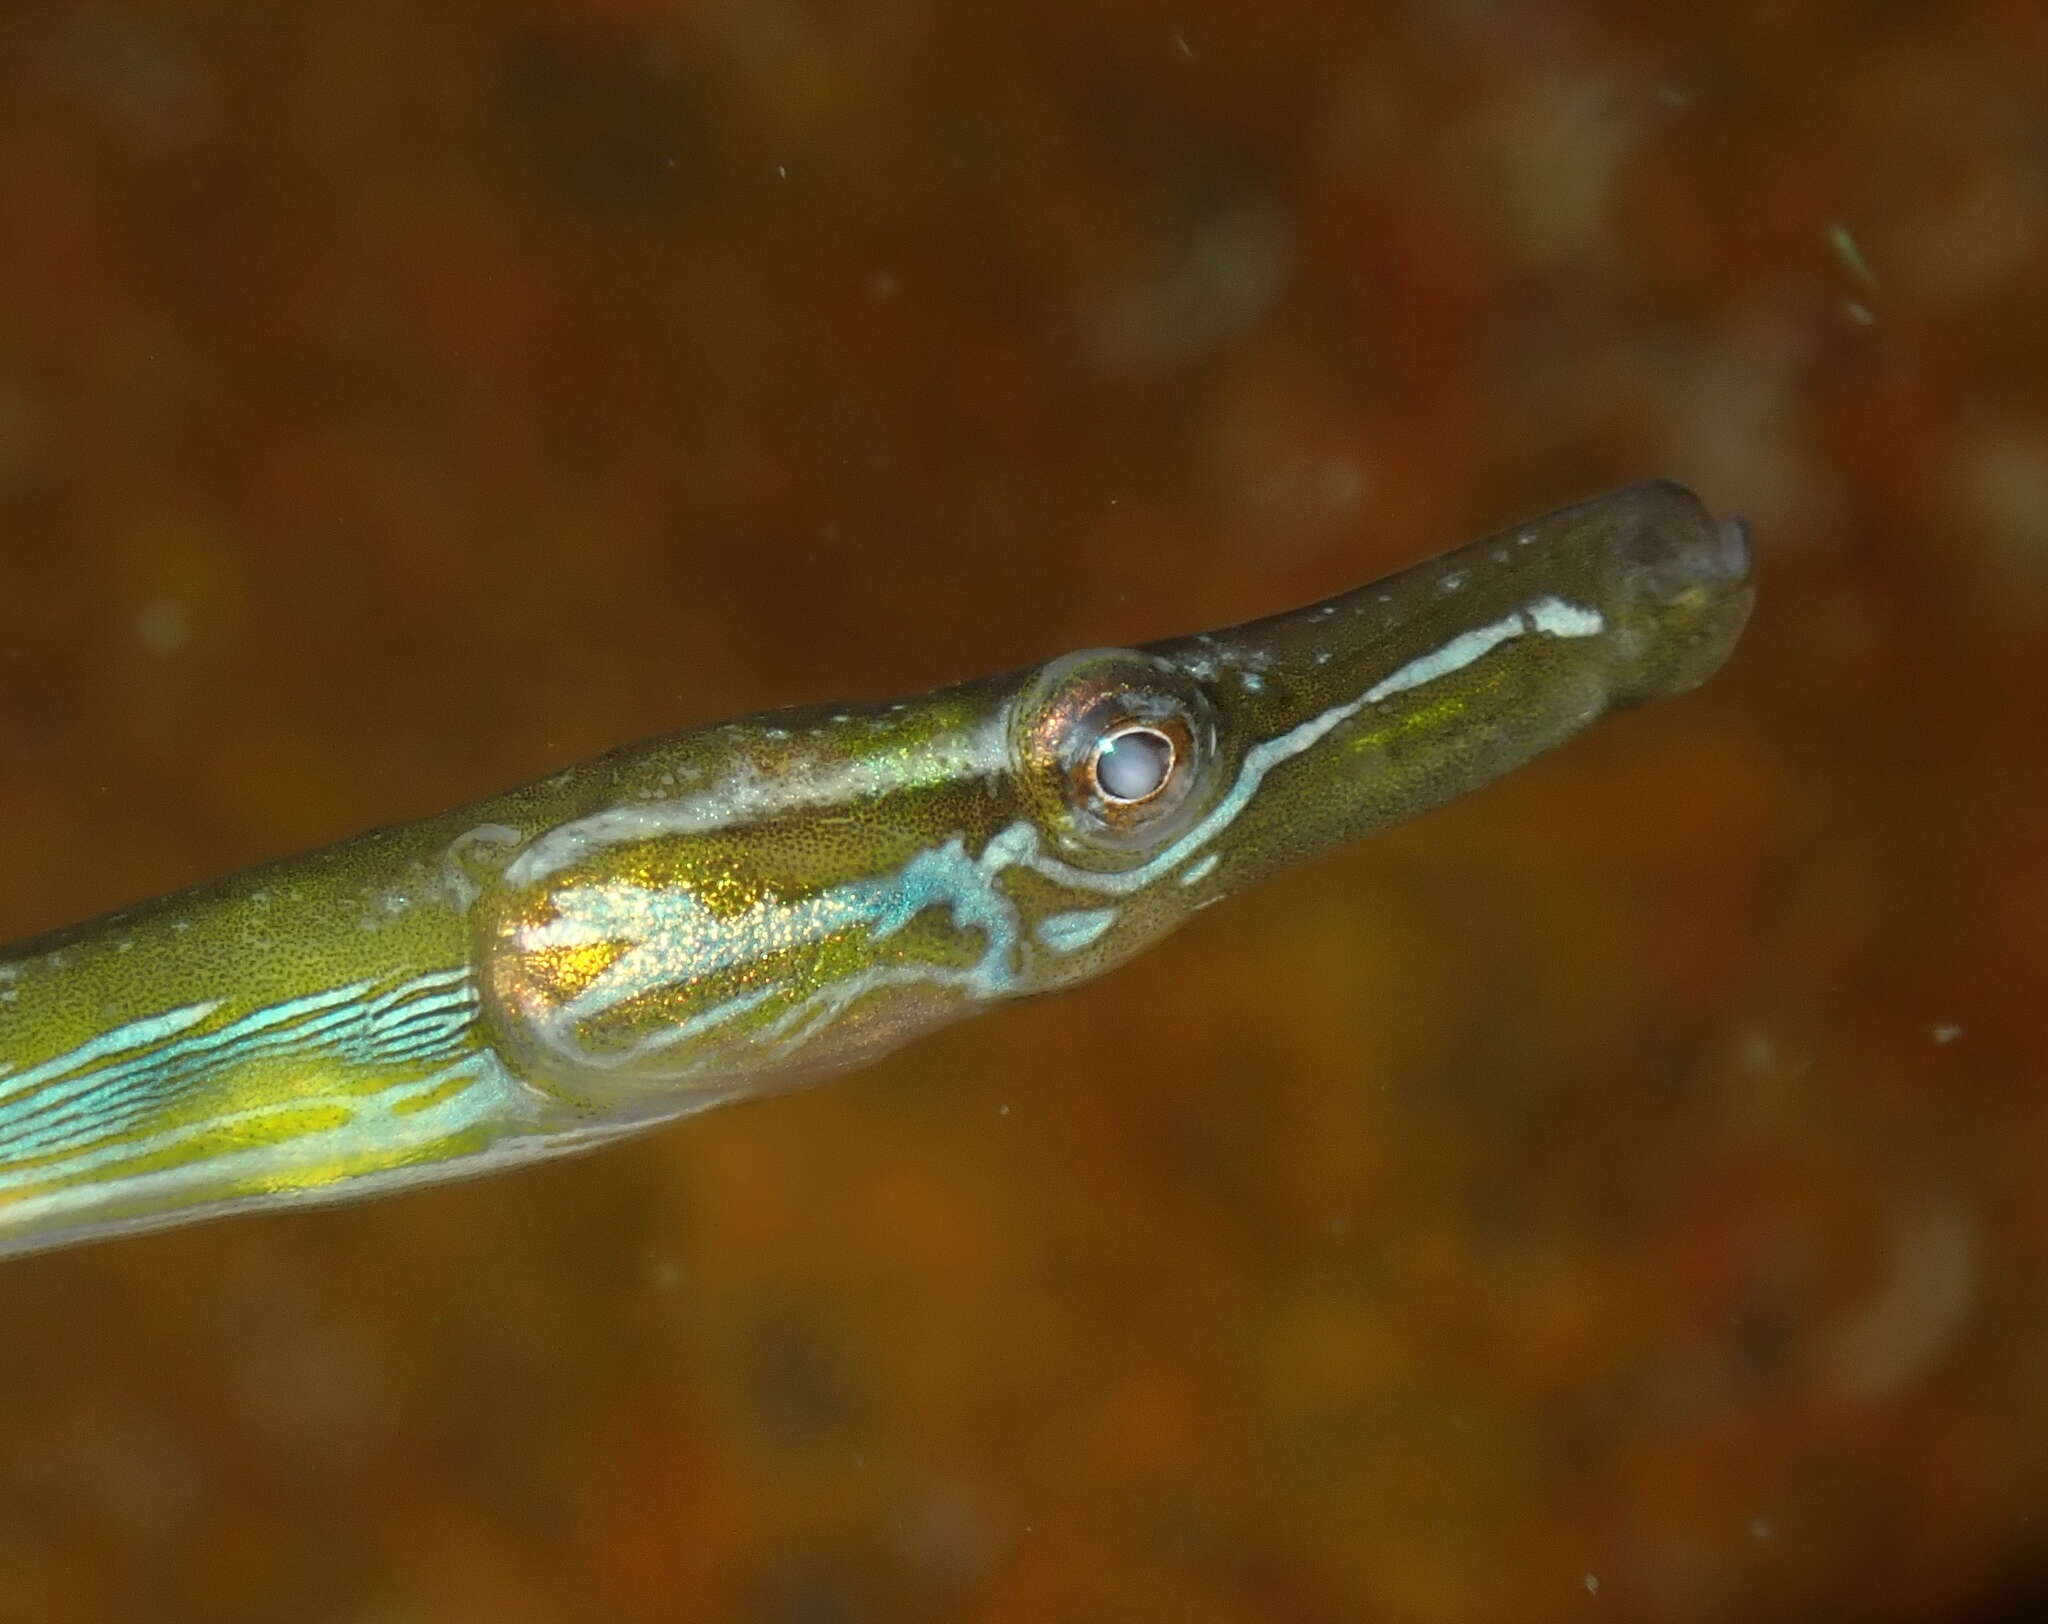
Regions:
[[0, 969, 481, 1173]]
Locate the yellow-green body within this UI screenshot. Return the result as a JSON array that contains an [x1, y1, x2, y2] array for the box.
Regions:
[[0, 483, 1754, 1255]]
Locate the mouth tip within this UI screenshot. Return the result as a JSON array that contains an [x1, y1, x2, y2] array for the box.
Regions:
[[1717, 515, 1754, 580]]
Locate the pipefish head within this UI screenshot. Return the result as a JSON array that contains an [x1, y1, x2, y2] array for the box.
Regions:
[[1096, 479, 1756, 904], [470, 482, 1752, 1115]]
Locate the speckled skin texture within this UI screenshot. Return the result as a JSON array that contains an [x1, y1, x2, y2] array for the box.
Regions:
[[0, 484, 1748, 1256], [4, 4, 2043, 1619]]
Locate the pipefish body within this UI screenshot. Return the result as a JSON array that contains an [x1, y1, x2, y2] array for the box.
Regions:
[[0, 482, 1753, 1257]]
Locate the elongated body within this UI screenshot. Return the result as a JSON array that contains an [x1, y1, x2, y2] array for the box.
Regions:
[[0, 483, 1752, 1255]]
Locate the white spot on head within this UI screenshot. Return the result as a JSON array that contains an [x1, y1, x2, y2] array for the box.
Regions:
[[1359, 595, 1604, 707], [1932, 1023, 1962, 1044], [1240, 672, 1265, 693], [1035, 908, 1119, 954], [1438, 571, 1465, 593], [1523, 597, 1605, 638], [1178, 852, 1221, 887]]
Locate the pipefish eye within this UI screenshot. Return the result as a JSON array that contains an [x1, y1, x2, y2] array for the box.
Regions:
[[1093, 724, 1178, 804], [1010, 649, 1218, 857]]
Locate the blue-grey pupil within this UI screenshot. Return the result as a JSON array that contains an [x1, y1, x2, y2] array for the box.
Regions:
[[1095, 728, 1174, 802]]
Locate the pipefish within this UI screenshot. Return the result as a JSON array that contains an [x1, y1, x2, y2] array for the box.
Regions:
[[0, 481, 1752, 1255]]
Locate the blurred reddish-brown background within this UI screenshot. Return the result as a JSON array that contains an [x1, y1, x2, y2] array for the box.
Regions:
[[1, 2, 2044, 1620]]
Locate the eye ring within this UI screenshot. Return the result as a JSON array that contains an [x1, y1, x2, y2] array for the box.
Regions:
[[1089, 724, 1179, 806], [1066, 708, 1197, 831], [1008, 648, 1218, 861]]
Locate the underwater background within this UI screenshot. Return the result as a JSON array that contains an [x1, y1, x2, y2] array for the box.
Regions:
[[1, 2, 2044, 1619]]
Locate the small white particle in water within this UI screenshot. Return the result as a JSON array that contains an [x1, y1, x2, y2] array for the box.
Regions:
[[1829, 222, 1878, 288], [776, 162, 788, 180], [1324, 461, 1364, 507], [135, 599, 188, 655], [998, 1104, 1011, 1117], [1932, 1023, 1962, 1044], [1172, 30, 1192, 57], [1584, 1573, 1600, 1596], [1749, 1517, 1774, 1542], [1845, 300, 1876, 326]]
